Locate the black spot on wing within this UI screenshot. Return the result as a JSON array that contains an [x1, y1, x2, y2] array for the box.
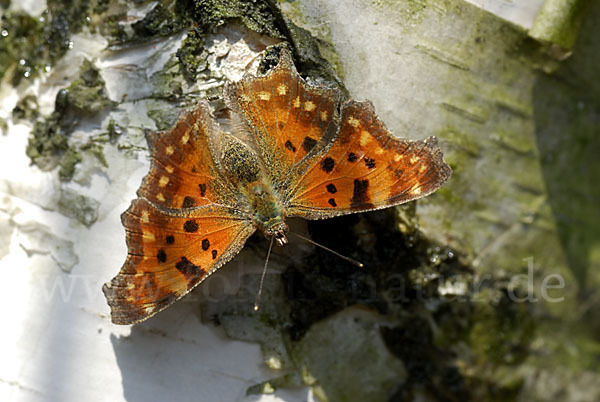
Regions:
[[184, 220, 198, 233], [175, 256, 202, 283], [351, 179, 373, 209], [182, 196, 196, 208], [348, 152, 358, 162], [202, 239, 210, 251], [326, 183, 337, 194], [166, 235, 175, 245], [302, 137, 317, 152], [198, 183, 207, 197], [364, 157, 376, 169], [285, 140, 296, 152], [328, 198, 337, 207], [321, 157, 335, 173], [211, 250, 217, 259], [157, 249, 167, 263]]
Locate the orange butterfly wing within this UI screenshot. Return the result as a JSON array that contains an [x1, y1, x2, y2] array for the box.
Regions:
[[285, 100, 452, 218], [137, 100, 237, 209], [225, 49, 341, 182], [103, 199, 255, 324], [104, 101, 255, 324]]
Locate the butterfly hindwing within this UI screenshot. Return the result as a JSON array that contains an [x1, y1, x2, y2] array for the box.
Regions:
[[225, 49, 341, 184], [285, 100, 452, 219], [137, 100, 237, 210], [102, 199, 255, 324]]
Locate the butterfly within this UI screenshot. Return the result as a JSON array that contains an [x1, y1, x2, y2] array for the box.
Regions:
[[102, 48, 452, 324]]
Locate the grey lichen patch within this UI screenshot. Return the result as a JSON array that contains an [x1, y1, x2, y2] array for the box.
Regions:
[[146, 101, 182, 132], [290, 308, 407, 402], [19, 226, 79, 272], [150, 55, 185, 99], [57, 188, 100, 227]]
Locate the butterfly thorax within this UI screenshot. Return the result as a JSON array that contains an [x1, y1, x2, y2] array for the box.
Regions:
[[220, 134, 288, 246]]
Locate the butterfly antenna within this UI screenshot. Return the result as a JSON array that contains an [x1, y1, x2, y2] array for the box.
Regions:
[[290, 232, 364, 268], [254, 236, 275, 311]]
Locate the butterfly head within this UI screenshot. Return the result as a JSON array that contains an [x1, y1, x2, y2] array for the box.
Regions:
[[263, 220, 288, 246]]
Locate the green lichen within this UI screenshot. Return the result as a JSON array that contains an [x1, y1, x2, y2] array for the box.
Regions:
[[80, 141, 108, 168], [0, 0, 93, 85], [106, 118, 123, 144], [187, 0, 284, 38], [0, 118, 7, 135], [150, 55, 185, 99], [12, 95, 39, 121], [58, 148, 82, 182], [26, 58, 114, 180], [0, 11, 45, 85], [131, 0, 191, 39], [176, 29, 208, 82], [66, 59, 115, 114]]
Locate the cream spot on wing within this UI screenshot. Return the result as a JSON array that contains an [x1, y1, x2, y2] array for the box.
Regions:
[[157, 193, 166, 202], [394, 154, 404, 162], [165, 165, 174, 173], [241, 94, 251, 102], [375, 147, 384, 155], [159, 176, 169, 187], [277, 84, 287, 95], [419, 164, 428, 174], [143, 231, 155, 241], [127, 283, 135, 290], [181, 131, 190, 145], [360, 131, 371, 147], [410, 155, 420, 164], [258, 91, 271, 101], [412, 187, 423, 196], [141, 211, 150, 223], [347, 116, 360, 128], [144, 306, 155, 315], [320, 111, 328, 121], [293, 96, 301, 108], [304, 101, 316, 112], [166, 145, 174, 155]]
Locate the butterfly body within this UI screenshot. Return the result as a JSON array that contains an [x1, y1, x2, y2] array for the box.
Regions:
[[103, 48, 452, 325], [219, 133, 289, 244]]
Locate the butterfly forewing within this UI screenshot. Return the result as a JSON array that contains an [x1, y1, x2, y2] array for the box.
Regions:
[[138, 101, 238, 210], [103, 199, 255, 324], [225, 50, 341, 185], [285, 100, 452, 219]]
